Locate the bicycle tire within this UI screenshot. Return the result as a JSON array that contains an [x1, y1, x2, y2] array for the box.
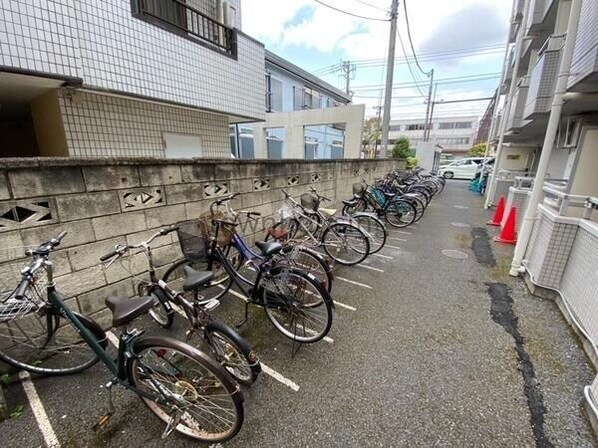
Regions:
[[385, 200, 417, 228], [351, 213, 387, 254], [128, 335, 244, 443], [321, 222, 370, 265], [204, 320, 260, 386], [262, 269, 333, 343], [0, 308, 105, 375], [341, 198, 367, 215]]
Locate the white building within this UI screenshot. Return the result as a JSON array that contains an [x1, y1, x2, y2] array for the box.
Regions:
[[388, 116, 480, 159], [1, 0, 265, 158]]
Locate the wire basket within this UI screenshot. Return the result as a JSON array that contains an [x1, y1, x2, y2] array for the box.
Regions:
[[198, 210, 236, 248], [300, 193, 318, 211], [176, 220, 210, 261], [0, 296, 39, 323]]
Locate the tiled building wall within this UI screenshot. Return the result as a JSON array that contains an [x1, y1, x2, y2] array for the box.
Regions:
[[0, 158, 403, 332], [502, 187, 531, 232], [58, 90, 230, 158], [525, 205, 578, 289], [567, 0, 598, 91], [524, 43, 562, 118], [0, 0, 265, 121]]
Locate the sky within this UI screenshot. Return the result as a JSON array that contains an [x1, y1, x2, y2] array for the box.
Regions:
[[241, 0, 512, 120]]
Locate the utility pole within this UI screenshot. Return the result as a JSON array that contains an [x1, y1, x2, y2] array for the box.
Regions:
[[373, 105, 382, 159], [425, 83, 438, 141], [340, 60, 356, 96], [423, 68, 434, 142], [379, 0, 399, 159]]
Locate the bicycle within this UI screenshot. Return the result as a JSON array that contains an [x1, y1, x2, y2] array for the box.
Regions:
[[100, 226, 261, 385], [163, 208, 333, 344], [266, 190, 371, 265], [0, 232, 244, 443]]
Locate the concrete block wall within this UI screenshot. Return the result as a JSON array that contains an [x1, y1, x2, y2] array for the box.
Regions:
[[0, 157, 403, 329]]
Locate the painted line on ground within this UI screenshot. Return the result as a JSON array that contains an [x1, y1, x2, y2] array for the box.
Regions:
[[388, 230, 412, 235], [303, 328, 334, 344], [336, 276, 372, 289], [388, 237, 407, 242], [358, 264, 384, 273], [372, 253, 393, 260], [384, 244, 402, 250], [260, 363, 300, 392], [18, 371, 61, 448], [334, 300, 357, 311]]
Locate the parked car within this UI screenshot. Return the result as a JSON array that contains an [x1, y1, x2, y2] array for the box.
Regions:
[[438, 157, 489, 180]]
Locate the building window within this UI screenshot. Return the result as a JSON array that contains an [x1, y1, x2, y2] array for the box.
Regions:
[[133, 0, 235, 55], [438, 122, 455, 130], [265, 74, 282, 112], [390, 124, 401, 131], [455, 121, 473, 129], [406, 123, 426, 131]]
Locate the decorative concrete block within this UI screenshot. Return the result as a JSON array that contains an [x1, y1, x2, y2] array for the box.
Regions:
[[0, 172, 9, 200], [56, 191, 121, 221], [0, 231, 23, 263], [9, 167, 85, 199], [181, 164, 216, 183], [92, 211, 146, 240], [119, 187, 164, 211], [83, 166, 140, 191], [0, 198, 58, 231]]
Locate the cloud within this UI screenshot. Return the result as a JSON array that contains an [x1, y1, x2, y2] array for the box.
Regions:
[[242, 0, 311, 43], [418, 3, 508, 58]]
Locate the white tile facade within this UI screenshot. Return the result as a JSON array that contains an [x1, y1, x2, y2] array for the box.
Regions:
[[0, 0, 265, 121], [567, 0, 598, 91], [59, 90, 230, 158]]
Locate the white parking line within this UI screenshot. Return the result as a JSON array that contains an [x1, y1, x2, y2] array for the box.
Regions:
[[334, 300, 357, 311], [261, 363, 300, 392], [358, 264, 384, 273], [384, 244, 402, 250], [388, 237, 407, 242], [302, 328, 334, 344], [389, 230, 412, 235], [18, 371, 61, 448], [373, 253, 393, 260], [336, 276, 372, 289]]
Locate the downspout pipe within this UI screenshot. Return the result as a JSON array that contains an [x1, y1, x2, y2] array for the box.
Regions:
[[484, 0, 532, 209], [509, 0, 583, 277]]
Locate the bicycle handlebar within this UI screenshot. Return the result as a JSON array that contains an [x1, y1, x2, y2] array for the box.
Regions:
[[214, 192, 240, 205], [14, 278, 31, 299]]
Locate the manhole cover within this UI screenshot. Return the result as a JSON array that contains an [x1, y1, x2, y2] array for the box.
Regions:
[[451, 222, 471, 228], [454, 205, 469, 209], [441, 249, 469, 259]]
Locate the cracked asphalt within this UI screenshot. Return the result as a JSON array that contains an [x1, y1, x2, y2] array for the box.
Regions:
[[1, 180, 596, 447]]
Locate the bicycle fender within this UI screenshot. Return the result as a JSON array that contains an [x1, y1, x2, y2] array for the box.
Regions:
[[72, 311, 108, 349]]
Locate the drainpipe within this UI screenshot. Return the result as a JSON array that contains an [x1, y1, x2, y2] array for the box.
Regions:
[[509, 0, 583, 277], [484, 0, 532, 209]]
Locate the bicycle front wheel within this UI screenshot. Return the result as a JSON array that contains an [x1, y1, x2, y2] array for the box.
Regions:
[[129, 336, 244, 443], [351, 214, 387, 254], [321, 222, 370, 265], [0, 304, 104, 375], [263, 269, 333, 343], [385, 200, 416, 228]]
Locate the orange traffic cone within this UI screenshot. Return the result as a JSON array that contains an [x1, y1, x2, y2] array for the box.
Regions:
[[494, 206, 517, 244], [487, 196, 505, 226]]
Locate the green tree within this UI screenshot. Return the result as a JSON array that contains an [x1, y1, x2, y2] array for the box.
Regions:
[[362, 117, 381, 149], [467, 142, 488, 157], [392, 136, 415, 159]]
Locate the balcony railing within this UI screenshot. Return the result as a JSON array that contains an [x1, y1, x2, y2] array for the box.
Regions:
[[136, 0, 235, 55]]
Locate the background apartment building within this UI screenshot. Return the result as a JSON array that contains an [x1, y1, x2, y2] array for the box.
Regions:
[[1, 0, 265, 159], [230, 51, 354, 159], [388, 116, 480, 159]]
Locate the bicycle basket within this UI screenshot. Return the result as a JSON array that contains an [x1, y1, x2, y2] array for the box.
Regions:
[[176, 220, 210, 261], [0, 296, 38, 323], [198, 210, 236, 247], [300, 193, 318, 211]]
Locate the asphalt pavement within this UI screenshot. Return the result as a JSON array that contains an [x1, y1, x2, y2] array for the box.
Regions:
[[1, 180, 596, 447]]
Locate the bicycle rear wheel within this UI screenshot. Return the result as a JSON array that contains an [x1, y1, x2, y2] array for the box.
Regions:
[[351, 213, 386, 254], [129, 336, 244, 443], [263, 269, 332, 343], [385, 200, 416, 228], [279, 245, 333, 293], [0, 300, 104, 375], [321, 222, 370, 265]]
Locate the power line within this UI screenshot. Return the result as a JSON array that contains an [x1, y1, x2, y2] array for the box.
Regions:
[[312, 0, 390, 21], [397, 28, 427, 96], [350, 0, 389, 13], [351, 72, 501, 90], [402, 0, 431, 76]]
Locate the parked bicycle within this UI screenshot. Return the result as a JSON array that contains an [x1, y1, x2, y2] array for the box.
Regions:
[[100, 226, 261, 385], [0, 232, 244, 443], [162, 203, 333, 343]]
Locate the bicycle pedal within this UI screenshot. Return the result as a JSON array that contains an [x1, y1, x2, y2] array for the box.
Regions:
[[204, 299, 220, 312], [92, 412, 114, 431]]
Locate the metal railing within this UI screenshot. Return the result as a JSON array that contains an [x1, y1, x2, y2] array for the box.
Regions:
[[137, 0, 235, 55], [542, 185, 597, 219]]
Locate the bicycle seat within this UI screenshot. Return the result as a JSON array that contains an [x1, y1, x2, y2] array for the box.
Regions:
[[255, 241, 283, 257], [383, 192, 395, 199], [105, 295, 157, 327], [182, 266, 214, 291], [343, 199, 359, 206]]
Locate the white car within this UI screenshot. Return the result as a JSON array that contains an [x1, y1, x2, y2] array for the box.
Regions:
[[438, 157, 488, 180]]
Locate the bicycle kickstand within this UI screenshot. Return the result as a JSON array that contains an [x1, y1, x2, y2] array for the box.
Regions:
[[92, 379, 116, 431], [235, 302, 250, 328]]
